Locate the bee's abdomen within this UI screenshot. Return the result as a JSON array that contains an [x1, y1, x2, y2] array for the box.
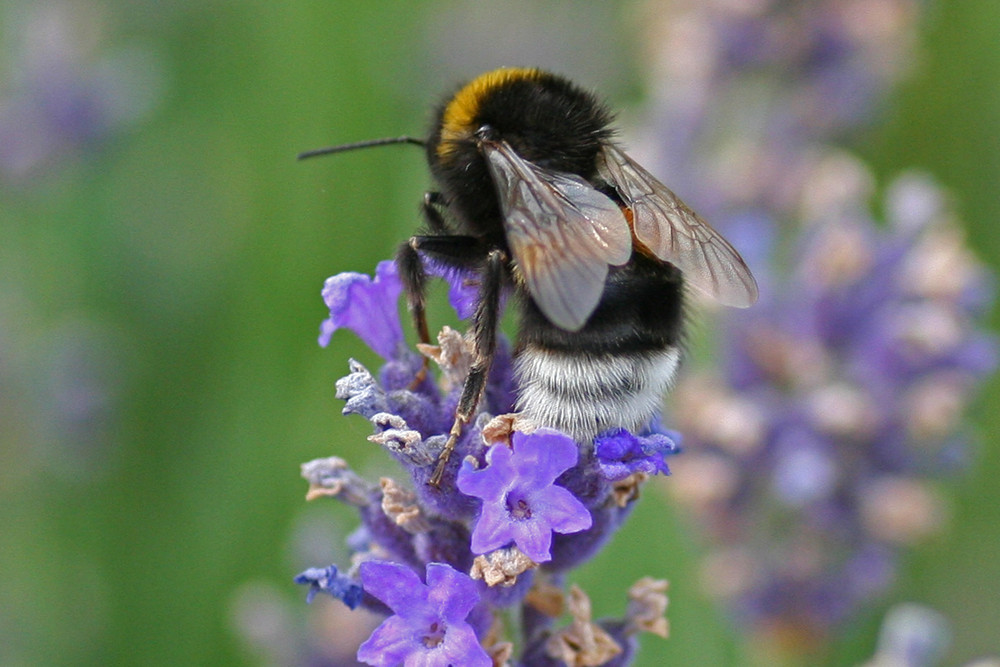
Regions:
[[512, 256, 685, 441], [513, 345, 680, 441]]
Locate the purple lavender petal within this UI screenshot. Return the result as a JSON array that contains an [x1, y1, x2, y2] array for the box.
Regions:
[[357, 615, 424, 667], [319, 260, 405, 360], [508, 514, 553, 564], [456, 448, 512, 501], [466, 497, 517, 556], [457, 430, 592, 562], [595, 428, 674, 481], [424, 260, 480, 320], [433, 622, 491, 667], [425, 562, 482, 620], [359, 560, 426, 611], [509, 429, 579, 485], [532, 485, 596, 534], [357, 561, 489, 667]]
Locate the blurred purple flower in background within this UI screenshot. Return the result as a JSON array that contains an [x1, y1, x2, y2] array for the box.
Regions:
[[0, 1, 163, 486], [863, 603, 951, 667], [632, 0, 921, 221], [667, 168, 995, 647], [862, 603, 999, 666], [0, 1, 163, 185], [628, 0, 998, 656]]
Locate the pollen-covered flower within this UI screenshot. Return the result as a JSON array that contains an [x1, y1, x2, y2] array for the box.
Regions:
[[457, 429, 593, 563], [356, 561, 490, 667]]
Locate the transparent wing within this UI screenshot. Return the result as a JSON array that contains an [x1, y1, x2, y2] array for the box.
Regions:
[[598, 144, 759, 308], [483, 140, 631, 331]]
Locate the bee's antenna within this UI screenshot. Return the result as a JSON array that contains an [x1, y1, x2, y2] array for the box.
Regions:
[[297, 136, 425, 161]]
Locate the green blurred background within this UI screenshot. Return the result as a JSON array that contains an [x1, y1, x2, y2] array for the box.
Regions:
[[1, 1, 998, 665]]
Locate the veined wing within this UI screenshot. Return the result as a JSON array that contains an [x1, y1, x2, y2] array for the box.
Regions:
[[483, 140, 632, 331], [598, 144, 758, 308]]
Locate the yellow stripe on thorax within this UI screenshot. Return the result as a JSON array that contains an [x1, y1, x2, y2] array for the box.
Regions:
[[436, 67, 541, 161]]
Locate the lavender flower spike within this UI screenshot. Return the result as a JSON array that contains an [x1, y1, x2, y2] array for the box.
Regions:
[[457, 429, 593, 563], [357, 560, 490, 667], [298, 260, 667, 663], [319, 260, 405, 360]]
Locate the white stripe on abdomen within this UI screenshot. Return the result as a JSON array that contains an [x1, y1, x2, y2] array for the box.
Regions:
[[513, 345, 680, 441]]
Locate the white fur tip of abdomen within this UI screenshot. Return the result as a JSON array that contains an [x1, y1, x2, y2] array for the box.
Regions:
[[513, 346, 680, 442]]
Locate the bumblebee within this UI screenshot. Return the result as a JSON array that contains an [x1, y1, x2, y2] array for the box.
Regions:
[[302, 67, 758, 486]]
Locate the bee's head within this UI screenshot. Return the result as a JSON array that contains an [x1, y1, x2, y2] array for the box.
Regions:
[[430, 68, 614, 178]]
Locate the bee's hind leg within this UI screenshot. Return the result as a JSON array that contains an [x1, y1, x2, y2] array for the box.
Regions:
[[429, 247, 505, 487]]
